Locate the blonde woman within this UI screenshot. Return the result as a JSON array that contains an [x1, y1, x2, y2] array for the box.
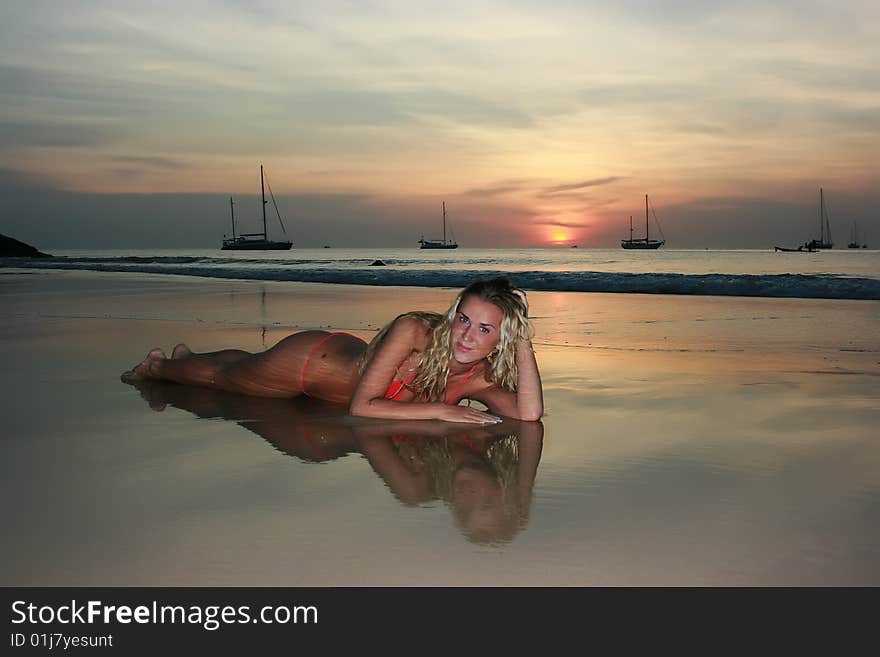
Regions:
[[122, 278, 543, 423]]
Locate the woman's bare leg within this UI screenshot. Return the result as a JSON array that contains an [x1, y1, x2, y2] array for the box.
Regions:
[[128, 378, 358, 461], [156, 348, 253, 387], [211, 331, 365, 400], [122, 331, 366, 401], [122, 345, 252, 387]]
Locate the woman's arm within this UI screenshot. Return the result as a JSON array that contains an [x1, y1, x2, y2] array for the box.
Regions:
[[350, 416, 521, 441], [469, 337, 544, 421], [355, 434, 431, 505], [349, 316, 503, 423]]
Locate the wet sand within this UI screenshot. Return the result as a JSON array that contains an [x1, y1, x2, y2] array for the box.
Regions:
[[2, 269, 878, 585]]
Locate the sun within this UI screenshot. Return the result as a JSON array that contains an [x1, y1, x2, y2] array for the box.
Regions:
[[546, 226, 573, 245]]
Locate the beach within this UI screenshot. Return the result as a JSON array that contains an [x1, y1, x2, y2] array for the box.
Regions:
[[2, 269, 878, 585]]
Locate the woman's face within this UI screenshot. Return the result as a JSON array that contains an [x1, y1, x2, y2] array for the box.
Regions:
[[452, 465, 507, 540], [451, 295, 503, 364]]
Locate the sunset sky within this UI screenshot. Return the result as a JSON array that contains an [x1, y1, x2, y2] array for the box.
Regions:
[[1, 1, 878, 249]]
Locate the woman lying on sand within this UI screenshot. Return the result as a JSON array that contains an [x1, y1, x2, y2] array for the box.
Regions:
[[122, 277, 543, 424]]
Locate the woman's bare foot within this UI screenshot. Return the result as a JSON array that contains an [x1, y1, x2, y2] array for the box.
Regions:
[[171, 343, 192, 359], [121, 347, 167, 383]]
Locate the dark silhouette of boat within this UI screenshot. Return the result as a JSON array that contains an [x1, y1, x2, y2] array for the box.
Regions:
[[774, 244, 815, 253], [804, 187, 833, 250], [775, 188, 838, 253], [418, 202, 458, 249], [621, 194, 665, 249], [848, 221, 867, 249], [222, 165, 293, 250]]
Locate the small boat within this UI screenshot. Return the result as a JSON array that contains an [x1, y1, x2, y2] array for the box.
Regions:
[[621, 194, 665, 249], [804, 187, 833, 251], [774, 245, 815, 253], [848, 221, 867, 249], [776, 188, 840, 252], [418, 201, 458, 249], [222, 165, 293, 250]]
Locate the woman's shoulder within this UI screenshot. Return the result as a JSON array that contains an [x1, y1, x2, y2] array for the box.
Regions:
[[387, 313, 434, 346]]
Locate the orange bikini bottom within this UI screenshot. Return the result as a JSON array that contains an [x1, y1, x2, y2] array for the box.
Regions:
[[299, 331, 416, 400], [299, 332, 365, 399]]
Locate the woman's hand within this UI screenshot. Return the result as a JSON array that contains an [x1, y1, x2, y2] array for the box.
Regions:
[[440, 404, 503, 425]]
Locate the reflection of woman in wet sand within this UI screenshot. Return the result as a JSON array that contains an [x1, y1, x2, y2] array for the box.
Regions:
[[123, 278, 542, 423], [353, 421, 543, 544], [130, 379, 543, 544]]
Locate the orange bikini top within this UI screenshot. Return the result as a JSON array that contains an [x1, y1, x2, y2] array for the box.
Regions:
[[384, 371, 418, 400], [384, 363, 479, 404]]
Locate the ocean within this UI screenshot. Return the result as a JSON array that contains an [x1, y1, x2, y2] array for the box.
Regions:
[[3, 247, 879, 300]]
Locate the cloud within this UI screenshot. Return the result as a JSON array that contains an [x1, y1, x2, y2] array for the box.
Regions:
[[461, 179, 536, 197], [0, 167, 48, 191], [111, 156, 189, 170], [578, 0, 729, 25], [542, 177, 622, 194], [0, 120, 118, 149], [0, 1, 878, 249], [281, 86, 535, 130], [397, 89, 534, 128], [818, 107, 880, 131], [672, 122, 729, 136], [758, 58, 880, 94], [531, 218, 593, 228], [576, 82, 698, 109]]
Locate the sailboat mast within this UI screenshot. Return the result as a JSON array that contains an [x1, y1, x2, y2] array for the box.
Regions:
[[645, 194, 649, 242], [261, 164, 268, 239], [230, 196, 236, 239], [629, 215, 634, 241], [824, 188, 832, 244], [442, 201, 447, 244], [819, 187, 824, 243]]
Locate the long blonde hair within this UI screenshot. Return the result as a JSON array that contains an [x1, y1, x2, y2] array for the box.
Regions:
[[401, 433, 533, 545], [360, 278, 532, 402]]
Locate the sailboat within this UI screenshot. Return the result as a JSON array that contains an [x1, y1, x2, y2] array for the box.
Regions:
[[804, 187, 833, 251], [848, 221, 867, 249], [774, 244, 815, 252], [418, 201, 458, 249], [221, 165, 293, 250], [621, 194, 665, 249]]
